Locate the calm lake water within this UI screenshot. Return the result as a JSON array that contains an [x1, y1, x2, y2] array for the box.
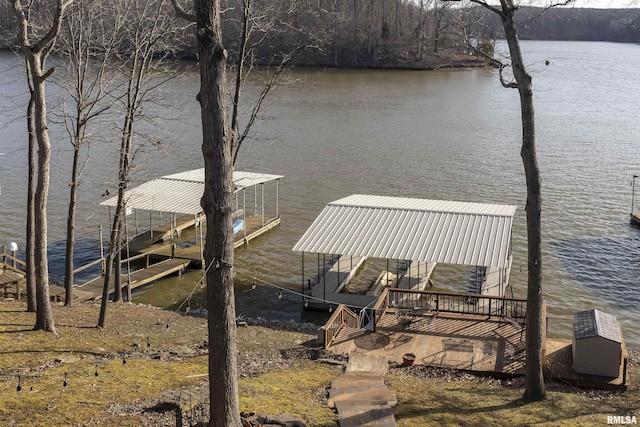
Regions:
[[1, 40, 639, 345]]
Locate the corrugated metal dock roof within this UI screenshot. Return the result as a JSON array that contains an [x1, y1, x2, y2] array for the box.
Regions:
[[292, 194, 516, 268], [100, 169, 283, 215], [162, 169, 283, 190]]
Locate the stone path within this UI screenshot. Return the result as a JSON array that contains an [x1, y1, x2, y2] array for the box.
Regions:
[[328, 353, 398, 427]]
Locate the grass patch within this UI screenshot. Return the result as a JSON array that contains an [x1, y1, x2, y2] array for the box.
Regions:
[[2, 300, 637, 426], [389, 369, 639, 426], [1, 358, 206, 426], [0, 300, 329, 426], [239, 361, 339, 426]]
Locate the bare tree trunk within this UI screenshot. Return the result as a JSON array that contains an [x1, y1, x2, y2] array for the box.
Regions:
[[98, 207, 122, 328], [64, 143, 80, 306], [353, 0, 357, 43], [500, 9, 545, 402], [57, 0, 118, 309], [11, 0, 73, 332], [26, 94, 37, 312], [195, 1, 241, 425], [466, 0, 545, 401], [433, 5, 440, 53], [30, 54, 55, 332], [98, 0, 178, 326]]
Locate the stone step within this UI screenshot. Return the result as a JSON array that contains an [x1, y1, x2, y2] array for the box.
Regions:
[[336, 404, 397, 427], [329, 388, 398, 409], [346, 353, 389, 374], [331, 373, 386, 391], [329, 382, 388, 401]]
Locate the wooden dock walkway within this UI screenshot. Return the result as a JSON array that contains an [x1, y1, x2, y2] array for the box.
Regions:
[[58, 214, 280, 303], [0, 211, 280, 304], [129, 215, 280, 264], [234, 216, 280, 249], [307, 255, 369, 310], [128, 214, 202, 252], [307, 259, 439, 311], [395, 260, 436, 291], [51, 258, 191, 303]]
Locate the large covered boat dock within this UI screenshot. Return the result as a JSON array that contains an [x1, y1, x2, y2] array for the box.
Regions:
[[293, 194, 515, 311]]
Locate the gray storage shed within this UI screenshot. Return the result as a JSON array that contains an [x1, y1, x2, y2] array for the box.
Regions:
[[573, 309, 623, 377]]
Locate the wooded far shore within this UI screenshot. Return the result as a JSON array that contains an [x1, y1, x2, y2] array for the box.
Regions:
[[0, 3, 638, 71]]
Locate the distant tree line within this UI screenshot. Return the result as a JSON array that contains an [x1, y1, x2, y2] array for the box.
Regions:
[[483, 7, 640, 43], [0, 0, 492, 69], [1, 3, 639, 70]]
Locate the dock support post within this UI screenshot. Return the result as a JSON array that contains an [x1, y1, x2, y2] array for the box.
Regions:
[[115, 244, 121, 297], [99, 225, 104, 262], [337, 255, 340, 290], [323, 254, 326, 305], [301, 252, 305, 308], [261, 183, 265, 226], [125, 217, 132, 302], [632, 175, 637, 215], [200, 217, 204, 268], [170, 213, 174, 250], [276, 179, 279, 218]]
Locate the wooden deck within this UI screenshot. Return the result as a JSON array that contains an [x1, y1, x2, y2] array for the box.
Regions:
[[51, 258, 191, 302], [328, 311, 526, 375], [326, 306, 628, 389], [1, 252, 26, 299], [545, 338, 629, 390], [0, 270, 25, 298]]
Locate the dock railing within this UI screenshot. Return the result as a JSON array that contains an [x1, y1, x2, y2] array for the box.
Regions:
[[358, 287, 392, 331], [70, 242, 177, 282], [387, 288, 527, 320], [319, 304, 359, 349], [121, 243, 176, 268], [72, 257, 106, 276], [1, 246, 26, 273]]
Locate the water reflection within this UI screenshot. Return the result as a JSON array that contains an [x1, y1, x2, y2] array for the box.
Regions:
[[551, 229, 640, 309]]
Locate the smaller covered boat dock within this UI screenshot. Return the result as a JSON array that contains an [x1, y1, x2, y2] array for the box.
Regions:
[[64, 169, 283, 302]]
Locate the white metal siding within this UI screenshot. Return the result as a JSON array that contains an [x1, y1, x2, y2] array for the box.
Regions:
[[292, 194, 516, 268]]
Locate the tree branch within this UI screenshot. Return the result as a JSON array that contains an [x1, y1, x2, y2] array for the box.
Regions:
[[33, 0, 74, 54], [170, 0, 196, 22], [467, 0, 504, 18]]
